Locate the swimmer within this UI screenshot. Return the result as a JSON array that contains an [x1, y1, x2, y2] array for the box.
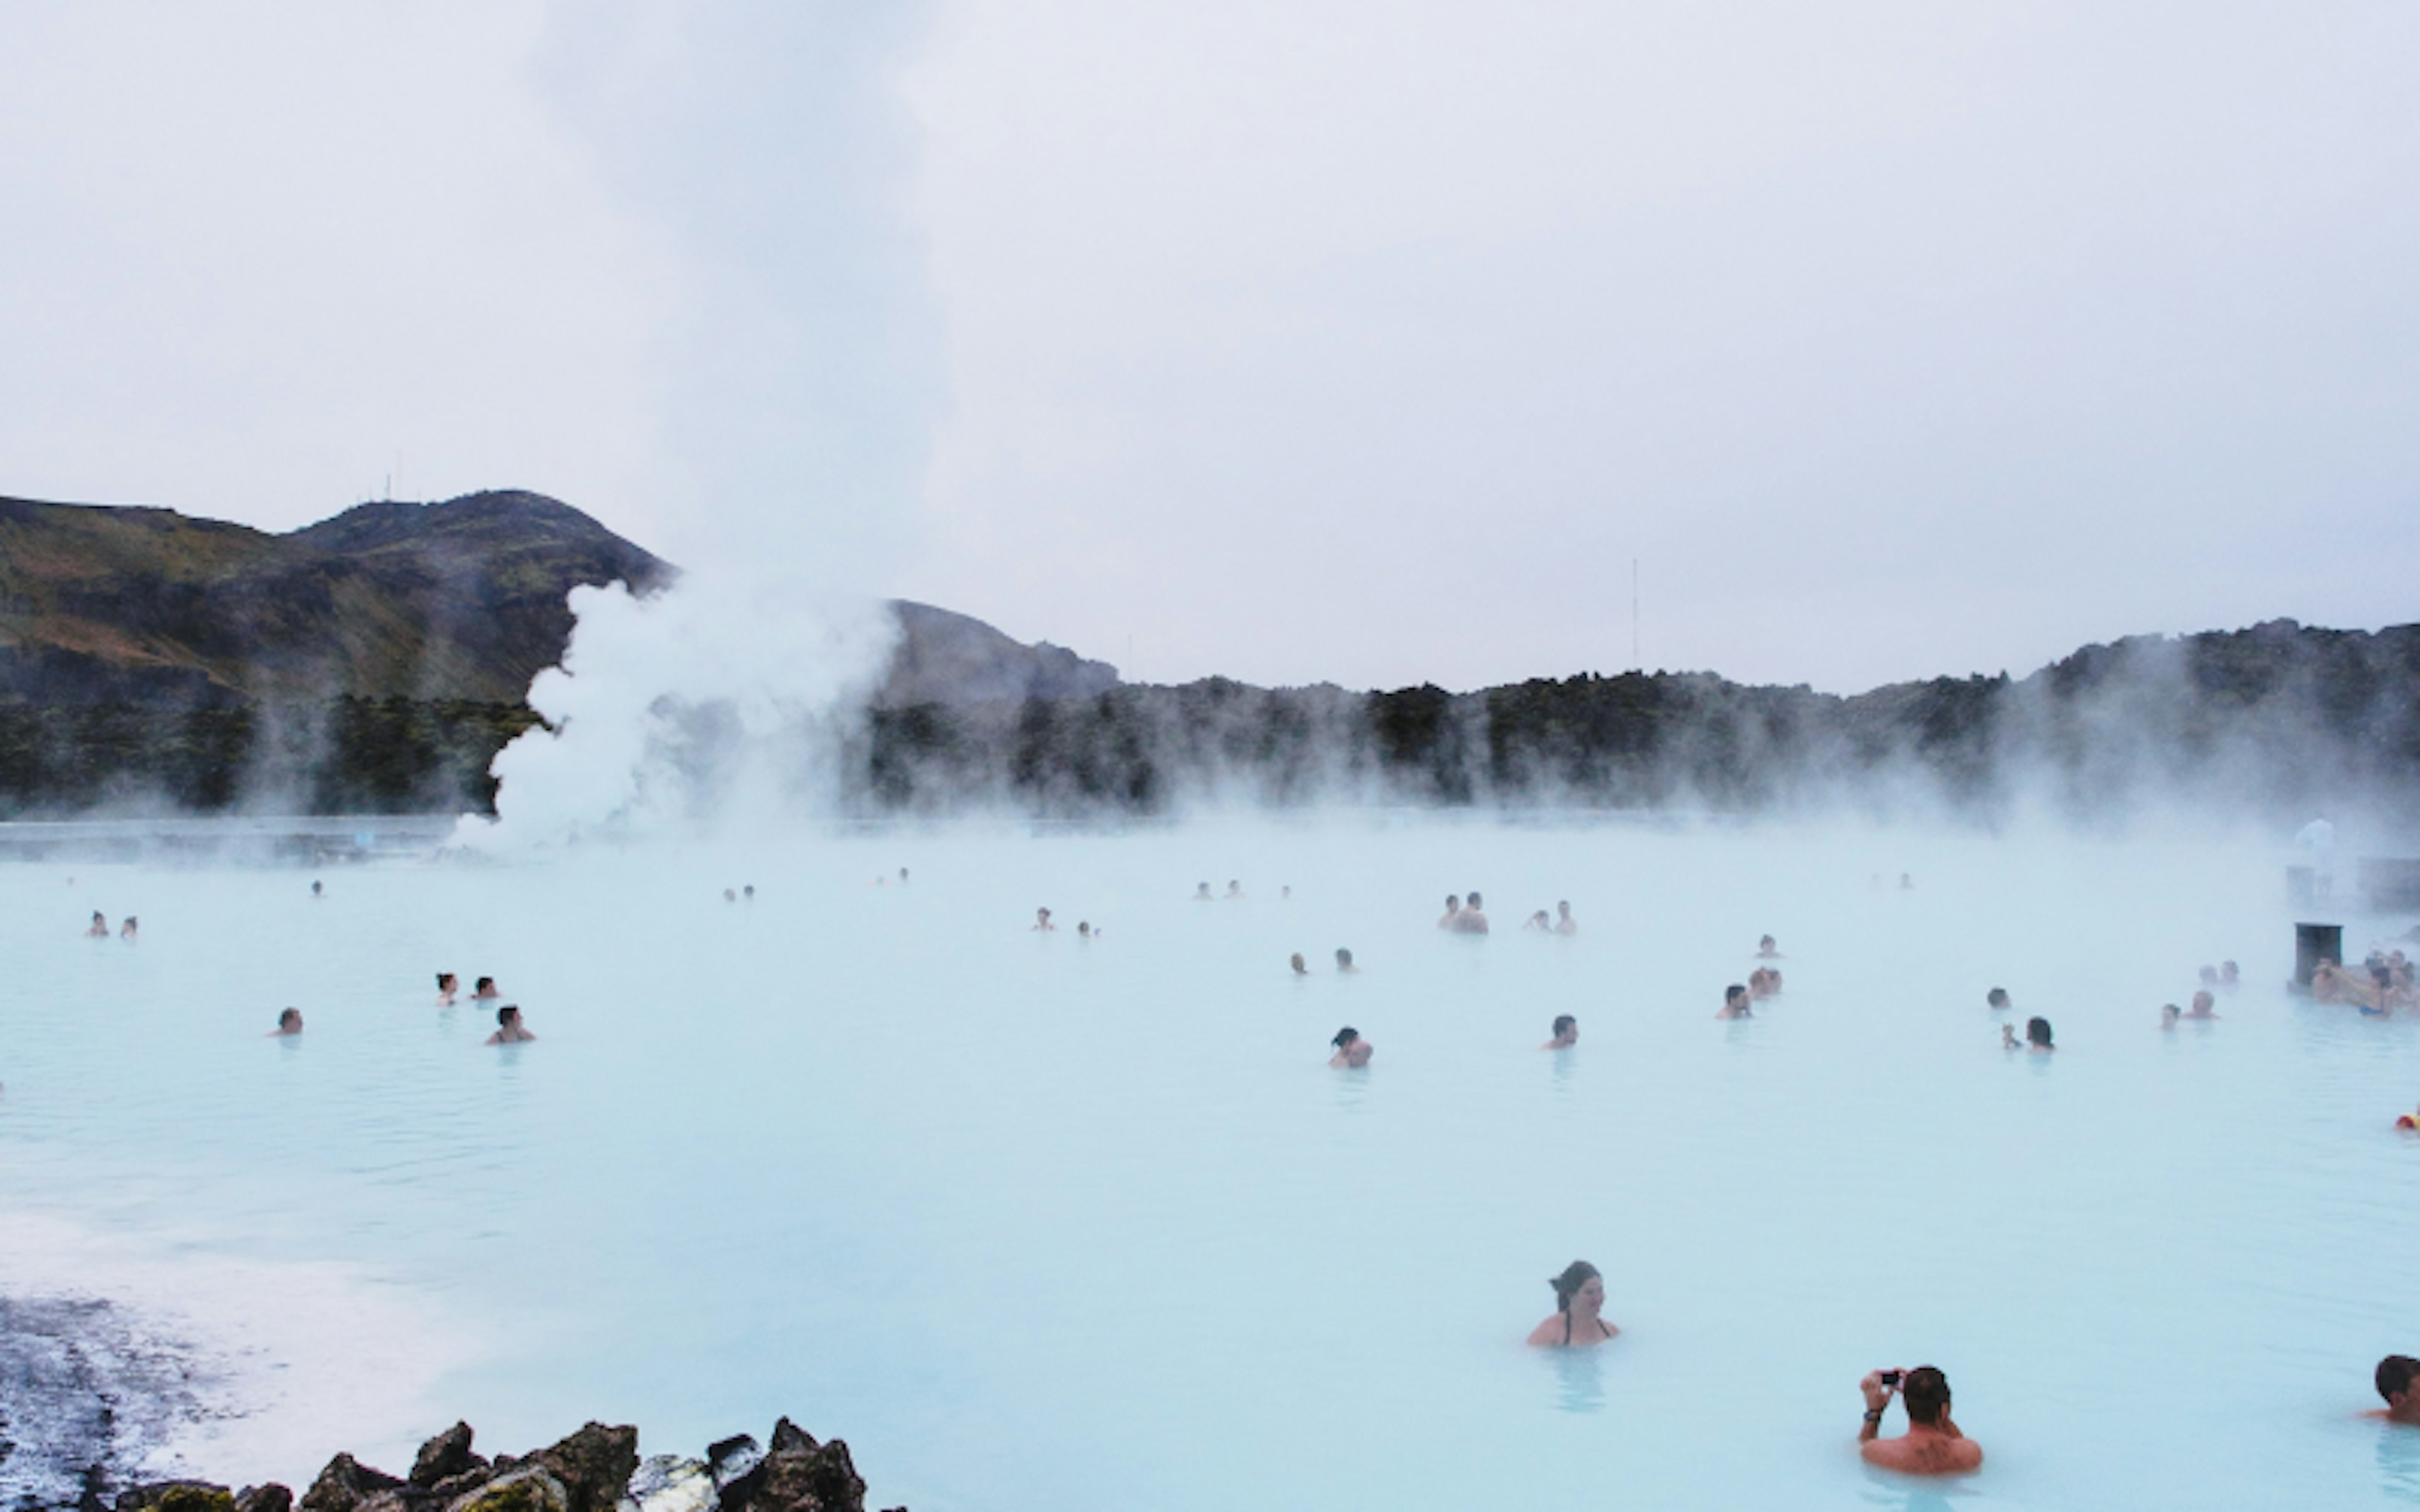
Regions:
[[723, 888, 736, 903], [1437, 895, 1461, 929], [900, 868, 909, 883], [1756, 934, 1780, 958], [1226, 880, 1245, 900], [1329, 1026, 1373, 1069], [744, 885, 754, 900], [1291, 953, 1308, 976], [1858, 1366, 1982, 1475], [474, 976, 499, 1000], [1524, 910, 1552, 931], [1541, 1014, 1577, 1050], [436, 973, 458, 1006], [311, 879, 323, 898], [1717, 983, 1753, 1021], [270, 1007, 303, 1036], [2160, 1004, 2181, 1030], [2000, 1024, 2022, 1051], [118, 916, 137, 942], [485, 1004, 535, 1045], [2026, 1016, 2055, 1052], [1453, 891, 1491, 934], [1749, 968, 1777, 1001], [1195, 882, 1213, 902], [1555, 901, 1577, 936], [85, 910, 108, 938], [1078, 921, 1093, 939], [2185, 990, 2218, 1021], [1526, 1261, 1618, 1348], [1335, 948, 1357, 974], [1986, 987, 2010, 1011], [1033, 907, 1056, 932], [2221, 960, 2239, 985], [2370, 1356, 2420, 1426]]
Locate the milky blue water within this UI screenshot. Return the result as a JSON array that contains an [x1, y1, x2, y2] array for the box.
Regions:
[[5, 816, 2420, 1509]]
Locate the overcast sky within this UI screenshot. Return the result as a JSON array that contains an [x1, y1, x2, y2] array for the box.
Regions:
[[3, 3, 2414, 693]]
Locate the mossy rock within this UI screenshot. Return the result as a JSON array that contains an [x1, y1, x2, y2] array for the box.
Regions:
[[443, 1467, 568, 1512], [128, 1487, 239, 1512]]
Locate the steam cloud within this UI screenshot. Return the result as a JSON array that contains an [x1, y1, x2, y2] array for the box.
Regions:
[[462, 5, 942, 849]]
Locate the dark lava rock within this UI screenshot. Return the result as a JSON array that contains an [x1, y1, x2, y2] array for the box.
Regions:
[[235, 1487, 295, 1512], [706, 1435, 763, 1489], [524, 1423, 635, 1512], [410, 1423, 483, 1489], [437, 1465, 568, 1512], [298, 1452, 406, 1512], [718, 1431, 866, 1512], [766, 1419, 817, 1456], [114, 1482, 237, 1511]]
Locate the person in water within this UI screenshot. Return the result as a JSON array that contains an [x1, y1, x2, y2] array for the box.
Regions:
[[1749, 968, 1777, 1001], [1555, 901, 1577, 936], [119, 916, 137, 942], [1756, 934, 1780, 958], [486, 1004, 536, 1045], [2186, 990, 2218, 1020], [436, 973, 458, 1006], [1524, 910, 1553, 931], [1290, 953, 1308, 976], [2221, 959, 2240, 985], [1899, 873, 1914, 890], [1526, 1261, 1618, 1348], [1033, 907, 1056, 932], [743, 885, 754, 900], [1986, 987, 2010, 1011], [2160, 1003, 2181, 1030], [1077, 921, 1093, 939], [85, 910, 108, 938], [271, 1007, 303, 1036], [1335, 948, 1357, 973], [474, 976, 500, 1000], [1194, 882, 1213, 902], [1453, 891, 1491, 934], [1226, 880, 1245, 899], [2025, 1016, 2055, 1051], [1858, 1366, 1981, 1475], [2369, 1356, 2420, 1426], [1541, 1014, 1577, 1050], [1329, 1026, 1373, 1068], [1717, 984, 1753, 1021], [1437, 895, 1461, 929]]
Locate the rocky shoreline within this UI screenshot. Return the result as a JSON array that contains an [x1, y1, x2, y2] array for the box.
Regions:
[[71, 1418, 896, 1512]]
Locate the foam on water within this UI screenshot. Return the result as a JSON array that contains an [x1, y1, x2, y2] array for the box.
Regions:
[[4, 816, 2420, 1508]]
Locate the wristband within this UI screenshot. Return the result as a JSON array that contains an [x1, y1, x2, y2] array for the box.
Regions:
[[1863, 1409, 1884, 1423]]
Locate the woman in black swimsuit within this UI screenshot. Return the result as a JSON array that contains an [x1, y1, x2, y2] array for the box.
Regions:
[[1527, 1260, 1619, 1347]]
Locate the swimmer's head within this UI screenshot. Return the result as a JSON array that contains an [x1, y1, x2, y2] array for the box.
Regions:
[[1559, 901, 1572, 914], [1759, 934, 1775, 949], [1548, 1260, 1601, 1313], [1724, 984, 1749, 1010], [1466, 891, 1483, 909], [1078, 921, 1091, 936], [2192, 990, 2214, 1012], [1332, 1026, 1360, 1050], [1444, 895, 1460, 910], [498, 1004, 522, 1027], [1900, 1366, 1951, 1426], [91, 910, 103, 923], [2027, 1016, 2053, 1048], [2221, 960, 2238, 978], [1986, 987, 2010, 1009], [1551, 1014, 1576, 1039], [1290, 953, 1307, 974], [2378, 1356, 2420, 1407], [2161, 1004, 2180, 1024], [1335, 948, 1354, 968], [277, 1008, 301, 1031], [437, 973, 456, 991], [1197, 883, 1211, 895]]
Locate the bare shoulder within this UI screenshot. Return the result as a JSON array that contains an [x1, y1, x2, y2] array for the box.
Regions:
[[1524, 1317, 1564, 1347]]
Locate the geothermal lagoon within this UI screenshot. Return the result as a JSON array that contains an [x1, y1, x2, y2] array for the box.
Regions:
[[5, 816, 2420, 1509]]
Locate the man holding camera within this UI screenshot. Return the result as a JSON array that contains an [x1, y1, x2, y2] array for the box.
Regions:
[[1857, 1366, 1984, 1475]]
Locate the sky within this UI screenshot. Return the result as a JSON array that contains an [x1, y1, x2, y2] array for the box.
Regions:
[[0, 3, 2414, 694]]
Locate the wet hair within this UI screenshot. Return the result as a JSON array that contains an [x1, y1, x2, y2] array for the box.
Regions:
[[437, 973, 455, 988], [1725, 984, 1748, 1007], [1548, 1260, 1600, 1312], [1986, 987, 2009, 1008], [497, 1004, 521, 1025], [1901, 1365, 1950, 1424], [1551, 1014, 1576, 1037], [1290, 953, 1306, 973], [1444, 895, 1459, 908], [1759, 934, 1775, 947], [1466, 891, 1484, 908], [1331, 1026, 1359, 1049], [2162, 1003, 2181, 1019], [476, 976, 495, 992], [2027, 1016, 2053, 1047], [2378, 1355, 2420, 1404], [1335, 948, 1353, 967], [278, 1008, 301, 1028]]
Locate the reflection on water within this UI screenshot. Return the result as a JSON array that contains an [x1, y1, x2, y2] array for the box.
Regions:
[[2378, 1423, 2420, 1502], [1546, 1344, 1603, 1414], [1856, 1464, 1971, 1511]]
